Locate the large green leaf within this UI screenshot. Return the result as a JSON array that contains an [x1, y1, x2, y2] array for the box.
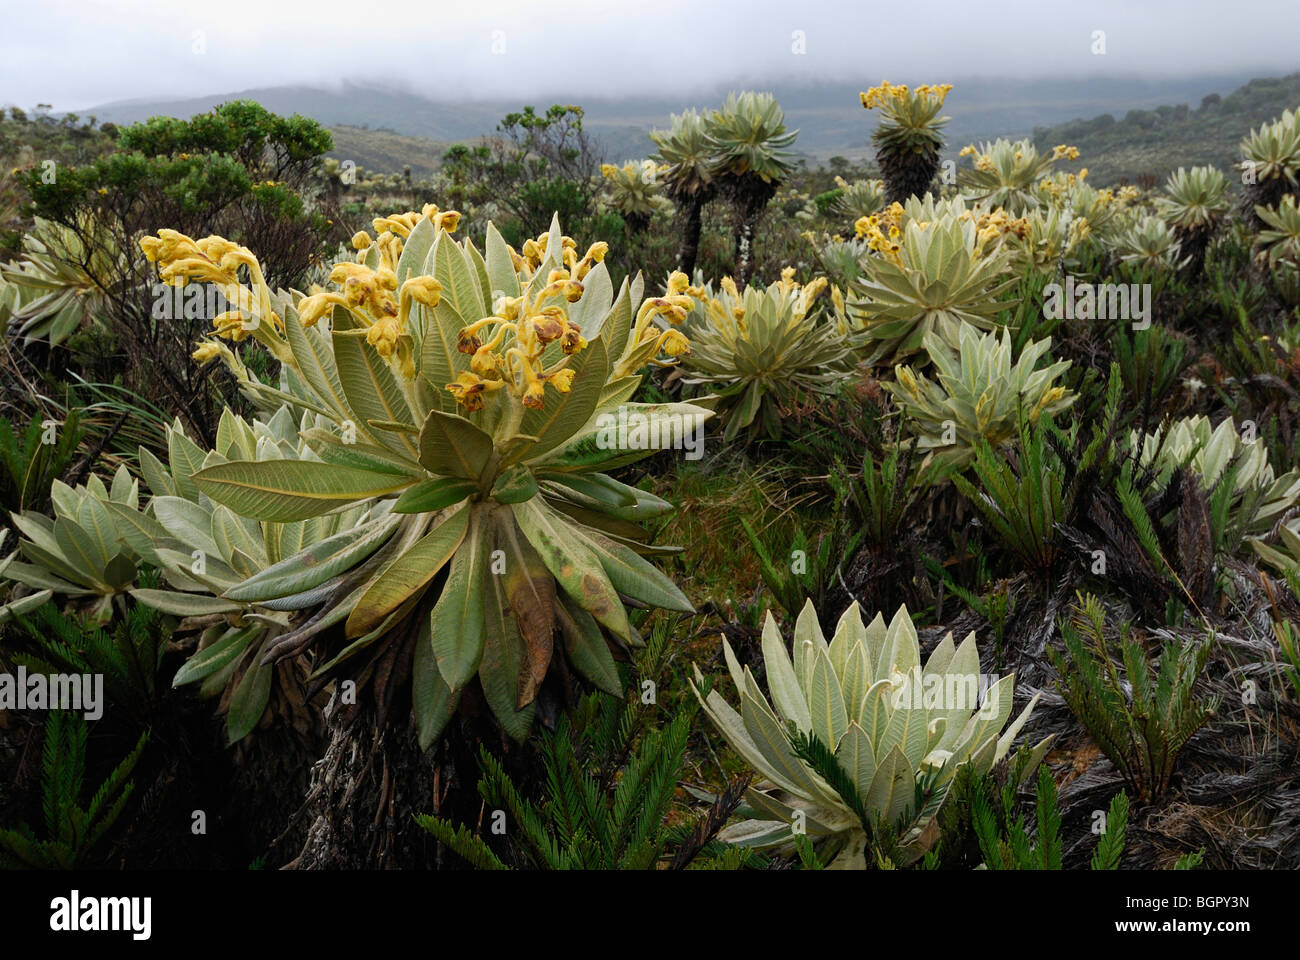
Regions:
[[418, 409, 494, 480], [392, 477, 478, 514], [430, 506, 487, 692], [417, 299, 467, 414], [510, 496, 629, 640], [283, 305, 354, 425], [479, 547, 535, 742], [515, 336, 609, 461], [413, 613, 460, 750], [434, 229, 487, 326], [172, 627, 258, 687], [556, 595, 621, 696], [346, 506, 469, 637], [193, 460, 412, 522], [568, 524, 692, 612], [227, 647, 274, 743], [167, 427, 207, 502], [130, 588, 244, 616], [397, 216, 437, 287], [484, 222, 521, 301], [224, 514, 400, 602], [332, 314, 418, 458]]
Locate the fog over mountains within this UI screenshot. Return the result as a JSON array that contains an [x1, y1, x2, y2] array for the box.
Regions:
[[84, 72, 1260, 167]]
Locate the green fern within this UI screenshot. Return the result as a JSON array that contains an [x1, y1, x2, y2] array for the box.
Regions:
[[971, 764, 1129, 870], [0, 711, 147, 869], [1090, 791, 1130, 870], [1051, 594, 1218, 804], [0, 410, 83, 514], [7, 577, 169, 726], [954, 411, 1068, 576], [416, 620, 760, 870]]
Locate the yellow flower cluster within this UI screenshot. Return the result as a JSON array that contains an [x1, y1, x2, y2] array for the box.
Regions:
[[1036, 169, 1094, 200], [447, 231, 664, 412], [973, 208, 1031, 247], [776, 266, 828, 320], [1051, 144, 1081, 161], [859, 82, 953, 111], [854, 201, 906, 265], [511, 229, 608, 284], [140, 229, 285, 349], [292, 205, 461, 378]]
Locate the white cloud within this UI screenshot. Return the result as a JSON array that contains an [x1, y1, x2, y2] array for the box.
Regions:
[[3, 0, 1298, 111]]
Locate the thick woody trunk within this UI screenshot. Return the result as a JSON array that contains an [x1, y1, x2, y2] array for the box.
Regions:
[[678, 199, 703, 277]]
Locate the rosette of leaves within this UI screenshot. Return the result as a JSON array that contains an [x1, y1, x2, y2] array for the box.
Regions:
[[1239, 108, 1300, 227], [847, 213, 1020, 367], [860, 82, 953, 204], [143, 210, 710, 744], [691, 600, 1049, 869], [1131, 415, 1300, 539], [0, 216, 122, 346], [1154, 165, 1230, 275], [599, 160, 670, 234], [1109, 215, 1189, 273], [1, 466, 142, 625], [959, 139, 1075, 215], [1255, 194, 1300, 270], [833, 177, 886, 222], [124, 411, 392, 743], [649, 108, 717, 277], [884, 324, 1075, 469], [678, 270, 851, 442]]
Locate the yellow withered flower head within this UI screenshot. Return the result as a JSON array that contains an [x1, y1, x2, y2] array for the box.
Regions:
[[212, 310, 250, 342], [560, 321, 587, 355], [548, 368, 576, 393], [447, 371, 488, 412], [471, 346, 501, 377], [352, 231, 373, 250], [522, 378, 546, 409], [667, 270, 690, 295], [432, 210, 461, 233], [659, 328, 690, 357], [191, 341, 225, 364], [457, 327, 483, 354], [529, 308, 567, 346]]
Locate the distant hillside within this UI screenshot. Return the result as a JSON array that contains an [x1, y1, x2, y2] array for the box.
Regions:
[[324, 125, 453, 179], [81, 74, 1268, 172], [1030, 74, 1300, 186]]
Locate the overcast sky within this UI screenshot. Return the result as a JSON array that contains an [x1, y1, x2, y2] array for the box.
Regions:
[[4, 0, 1298, 111]]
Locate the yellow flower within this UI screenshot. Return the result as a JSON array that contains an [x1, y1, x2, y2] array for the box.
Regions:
[[659, 328, 690, 357], [351, 231, 373, 250], [401, 275, 442, 308], [367, 318, 400, 359], [548, 368, 576, 393], [522, 379, 546, 409], [297, 294, 337, 328], [191, 341, 224, 364], [446, 371, 487, 412]]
